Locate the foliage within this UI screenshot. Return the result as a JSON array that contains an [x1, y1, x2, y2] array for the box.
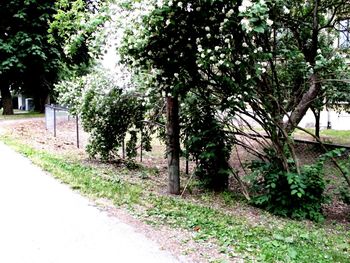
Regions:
[[181, 95, 232, 190], [49, 0, 110, 74], [249, 149, 331, 222], [126, 130, 138, 159], [339, 185, 350, 205], [56, 68, 148, 162], [0, 0, 64, 112]]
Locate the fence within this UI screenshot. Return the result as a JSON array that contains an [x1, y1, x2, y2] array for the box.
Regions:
[[45, 104, 80, 148]]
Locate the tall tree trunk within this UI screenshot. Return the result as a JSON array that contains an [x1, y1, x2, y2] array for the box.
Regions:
[[0, 83, 14, 115], [166, 96, 180, 195]]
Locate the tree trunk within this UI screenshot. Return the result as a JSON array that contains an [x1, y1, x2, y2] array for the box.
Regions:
[[166, 96, 180, 195], [285, 74, 320, 133], [0, 83, 14, 115]]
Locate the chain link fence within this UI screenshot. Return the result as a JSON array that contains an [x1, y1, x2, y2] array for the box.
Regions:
[[45, 105, 81, 148]]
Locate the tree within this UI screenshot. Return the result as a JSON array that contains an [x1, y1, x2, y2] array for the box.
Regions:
[[120, 0, 350, 218], [0, 0, 63, 114]]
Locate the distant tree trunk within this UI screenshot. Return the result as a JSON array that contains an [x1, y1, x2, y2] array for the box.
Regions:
[[166, 96, 180, 195], [311, 107, 321, 139], [0, 83, 14, 115], [34, 93, 49, 113]]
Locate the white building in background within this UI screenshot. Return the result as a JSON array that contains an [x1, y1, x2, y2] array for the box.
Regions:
[[298, 109, 350, 131], [17, 94, 34, 111]]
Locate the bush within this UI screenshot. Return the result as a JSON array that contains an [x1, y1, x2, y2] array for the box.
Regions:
[[182, 96, 232, 191], [56, 68, 149, 162], [82, 88, 144, 161], [249, 151, 328, 222]]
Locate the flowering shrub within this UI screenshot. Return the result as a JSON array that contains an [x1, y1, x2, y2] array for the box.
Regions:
[[56, 68, 147, 161]]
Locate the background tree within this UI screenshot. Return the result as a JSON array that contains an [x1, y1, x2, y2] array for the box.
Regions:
[[0, 0, 63, 114]]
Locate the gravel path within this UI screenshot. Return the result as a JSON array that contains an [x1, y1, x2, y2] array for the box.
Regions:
[[0, 142, 180, 263]]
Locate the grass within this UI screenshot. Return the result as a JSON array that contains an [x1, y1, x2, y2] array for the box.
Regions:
[[294, 128, 350, 146], [0, 109, 44, 120], [1, 135, 349, 263]]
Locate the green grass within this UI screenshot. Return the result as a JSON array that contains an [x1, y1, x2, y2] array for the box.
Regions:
[[1, 135, 349, 263], [0, 109, 44, 120], [294, 128, 350, 146]]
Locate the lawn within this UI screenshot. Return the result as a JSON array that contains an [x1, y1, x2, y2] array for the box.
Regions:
[[294, 128, 350, 146], [0, 109, 44, 120]]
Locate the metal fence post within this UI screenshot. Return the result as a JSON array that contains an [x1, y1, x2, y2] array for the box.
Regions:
[[122, 139, 125, 159], [76, 115, 80, 148], [53, 107, 56, 137], [140, 131, 143, 162], [186, 157, 189, 175]]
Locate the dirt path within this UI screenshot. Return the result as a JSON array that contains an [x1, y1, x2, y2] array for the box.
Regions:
[[0, 141, 183, 263]]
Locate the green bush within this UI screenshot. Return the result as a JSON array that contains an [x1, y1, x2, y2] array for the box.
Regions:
[[182, 97, 232, 191], [249, 151, 328, 222], [56, 69, 149, 162]]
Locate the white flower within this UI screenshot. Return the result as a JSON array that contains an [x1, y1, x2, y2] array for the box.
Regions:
[[224, 38, 230, 43], [242, 42, 248, 48], [218, 60, 224, 65], [226, 9, 234, 17], [220, 53, 225, 58], [177, 2, 183, 8], [207, 49, 212, 53], [168, 0, 173, 6], [240, 18, 249, 27], [257, 46, 263, 52], [238, 0, 253, 13], [283, 6, 290, 14], [317, 49, 322, 54], [174, 73, 179, 78], [246, 74, 251, 80], [266, 18, 273, 26], [205, 26, 210, 31], [186, 3, 193, 12], [147, 50, 152, 55], [210, 56, 215, 61], [201, 53, 205, 58], [196, 7, 201, 11], [166, 19, 171, 26], [215, 46, 220, 51], [206, 33, 211, 38], [238, 6, 246, 13], [235, 60, 241, 65]]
